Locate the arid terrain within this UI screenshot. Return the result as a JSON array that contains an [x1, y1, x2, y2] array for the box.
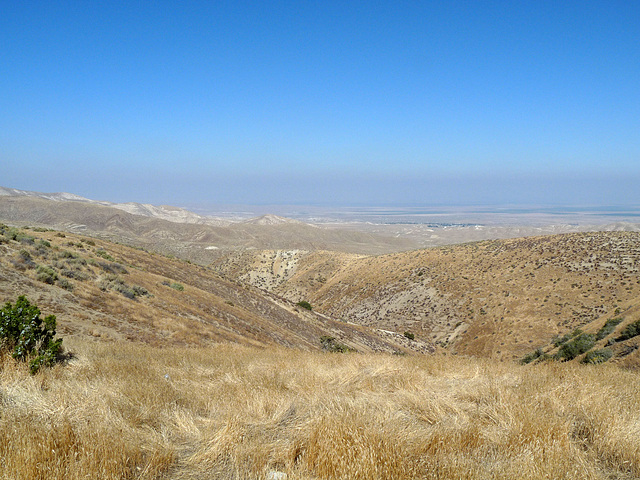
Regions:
[[2, 187, 640, 479]]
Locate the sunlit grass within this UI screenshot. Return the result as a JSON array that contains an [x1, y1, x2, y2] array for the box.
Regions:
[[2, 339, 639, 479]]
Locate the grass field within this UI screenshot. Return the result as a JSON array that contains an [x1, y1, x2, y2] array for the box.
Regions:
[[2, 339, 639, 479]]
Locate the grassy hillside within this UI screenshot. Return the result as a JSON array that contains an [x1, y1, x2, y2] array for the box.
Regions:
[[2, 339, 640, 479], [212, 232, 640, 360]]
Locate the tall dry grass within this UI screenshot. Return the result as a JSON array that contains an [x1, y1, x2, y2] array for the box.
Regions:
[[1, 339, 639, 479]]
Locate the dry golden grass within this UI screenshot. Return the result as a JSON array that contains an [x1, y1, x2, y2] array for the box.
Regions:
[[2, 339, 640, 479]]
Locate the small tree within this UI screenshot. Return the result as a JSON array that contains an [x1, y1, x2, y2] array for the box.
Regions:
[[296, 300, 312, 311], [0, 296, 64, 374]]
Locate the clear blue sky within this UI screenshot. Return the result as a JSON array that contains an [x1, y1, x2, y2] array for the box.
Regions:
[[2, 1, 639, 206]]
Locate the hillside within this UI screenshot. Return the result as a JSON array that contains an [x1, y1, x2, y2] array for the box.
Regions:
[[0, 224, 429, 354], [0, 194, 419, 256], [211, 232, 640, 363]]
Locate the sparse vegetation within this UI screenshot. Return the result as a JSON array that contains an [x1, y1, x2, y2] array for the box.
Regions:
[[297, 300, 313, 310], [99, 274, 147, 300], [95, 249, 115, 261], [616, 319, 640, 342], [582, 348, 614, 364], [595, 317, 623, 340], [36, 265, 58, 284], [403, 331, 415, 340], [0, 296, 64, 374], [520, 347, 545, 364], [161, 280, 185, 291], [320, 335, 353, 352], [556, 333, 595, 361]]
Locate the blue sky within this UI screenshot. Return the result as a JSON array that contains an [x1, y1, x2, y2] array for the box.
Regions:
[[2, 1, 639, 206]]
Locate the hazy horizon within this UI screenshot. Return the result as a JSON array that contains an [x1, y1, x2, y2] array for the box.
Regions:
[[2, 2, 639, 207]]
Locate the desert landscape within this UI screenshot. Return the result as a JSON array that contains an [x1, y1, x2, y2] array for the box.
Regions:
[[1, 188, 640, 479]]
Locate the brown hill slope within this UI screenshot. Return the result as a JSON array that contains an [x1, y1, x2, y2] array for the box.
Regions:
[[211, 232, 640, 361], [0, 224, 430, 354], [0, 196, 418, 256]]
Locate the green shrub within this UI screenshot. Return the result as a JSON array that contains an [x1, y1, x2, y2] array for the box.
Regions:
[[36, 265, 58, 284], [132, 285, 149, 297], [582, 348, 614, 364], [596, 317, 623, 340], [95, 249, 115, 261], [404, 331, 415, 340], [56, 278, 74, 291], [521, 347, 545, 365], [556, 333, 595, 361], [0, 296, 64, 374], [616, 320, 640, 342], [297, 300, 313, 311], [320, 335, 353, 353], [99, 275, 146, 299], [170, 282, 184, 291]]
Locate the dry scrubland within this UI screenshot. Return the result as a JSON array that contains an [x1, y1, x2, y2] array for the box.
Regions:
[[213, 232, 640, 359], [2, 339, 640, 480]]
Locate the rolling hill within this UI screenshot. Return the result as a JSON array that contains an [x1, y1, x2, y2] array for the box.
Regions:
[[211, 232, 640, 364], [0, 223, 429, 354]]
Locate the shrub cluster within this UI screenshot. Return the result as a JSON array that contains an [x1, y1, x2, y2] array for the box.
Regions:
[[320, 335, 353, 353], [520, 347, 545, 365], [556, 333, 595, 361], [596, 317, 624, 340], [582, 348, 614, 364], [99, 275, 149, 300], [616, 319, 640, 342], [0, 296, 64, 374]]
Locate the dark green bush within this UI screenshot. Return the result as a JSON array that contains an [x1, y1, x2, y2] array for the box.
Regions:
[[556, 333, 595, 361], [404, 331, 415, 340], [616, 320, 640, 342], [0, 296, 64, 374], [320, 335, 353, 353], [297, 300, 313, 311], [582, 348, 614, 364], [596, 317, 623, 340], [521, 347, 545, 365]]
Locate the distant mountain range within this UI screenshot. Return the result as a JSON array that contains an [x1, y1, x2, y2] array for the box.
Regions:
[[0, 186, 418, 257]]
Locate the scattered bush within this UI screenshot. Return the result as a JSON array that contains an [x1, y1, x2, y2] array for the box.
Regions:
[[36, 265, 58, 284], [60, 268, 89, 281], [556, 333, 595, 361], [169, 282, 184, 291], [596, 317, 623, 340], [95, 249, 115, 261], [57, 278, 74, 291], [616, 319, 640, 342], [320, 336, 353, 353], [582, 348, 614, 364], [132, 285, 150, 297], [0, 296, 64, 374], [99, 275, 147, 300], [520, 347, 544, 365], [297, 300, 313, 311], [404, 331, 415, 341], [98, 261, 128, 274], [37, 239, 51, 248]]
